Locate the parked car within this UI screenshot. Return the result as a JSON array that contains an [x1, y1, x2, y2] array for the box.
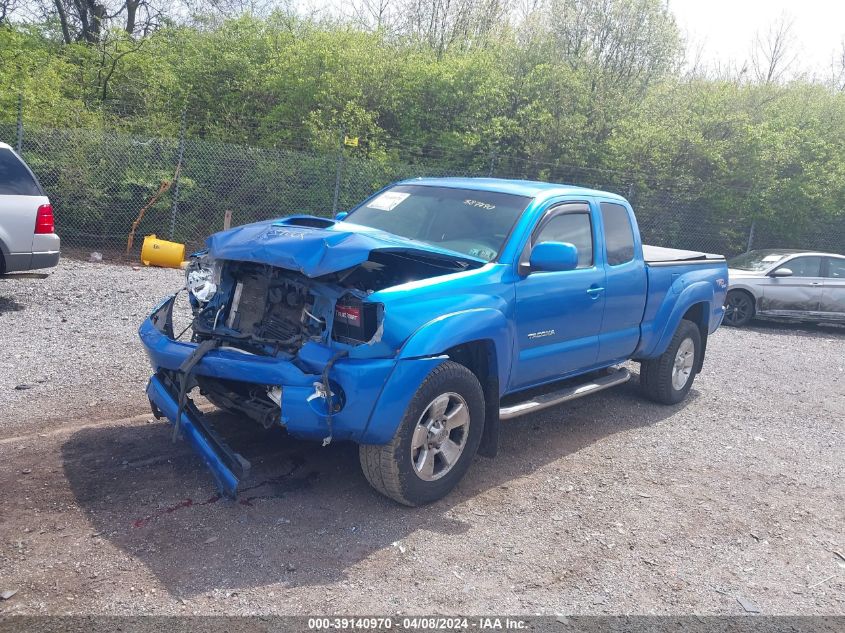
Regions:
[[725, 249, 845, 326], [139, 178, 728, 505], [0, 142, 59, 273]]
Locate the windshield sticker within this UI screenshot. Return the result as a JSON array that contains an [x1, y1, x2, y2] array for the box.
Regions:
[[468, 247, 496, 260], [366, 191, 410, 211], [762, 255, 783, 262], [464, 199, 496, 210]]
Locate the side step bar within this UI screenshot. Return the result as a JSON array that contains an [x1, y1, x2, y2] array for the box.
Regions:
[[499, 367, 631, 420]]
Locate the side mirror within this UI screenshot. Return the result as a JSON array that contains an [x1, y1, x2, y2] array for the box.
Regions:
[[335, 211, 349, 221], [770, 268, 793, 278], [527, 241, 579, 273]]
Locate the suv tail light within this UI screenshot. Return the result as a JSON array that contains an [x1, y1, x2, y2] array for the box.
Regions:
[[35, 203, 54, 234]]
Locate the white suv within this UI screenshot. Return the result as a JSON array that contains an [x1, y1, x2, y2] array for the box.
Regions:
[[0, 142, 60, 273]]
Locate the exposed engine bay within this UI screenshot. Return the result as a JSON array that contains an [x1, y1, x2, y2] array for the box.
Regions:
[[212, 264, 326, 353], [189, 260, 355, 357], [183, 250, 480, 426], [186, 250, 478, 356]]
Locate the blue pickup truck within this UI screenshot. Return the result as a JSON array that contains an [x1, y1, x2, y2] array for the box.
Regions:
[[140, 178, 728, 505]]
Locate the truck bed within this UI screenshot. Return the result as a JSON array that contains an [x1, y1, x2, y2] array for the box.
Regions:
[[643, 244, 725, 266]]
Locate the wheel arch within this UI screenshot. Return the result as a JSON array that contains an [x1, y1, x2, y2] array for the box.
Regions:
[[398, 310, 511, 457], [398, 308, 512, 392], [681, 302, 709, 374], [0, 235, 9, 274], [442, 339, 500, 457], [727, 286, 758, 306], [638, 280, 715, 360]]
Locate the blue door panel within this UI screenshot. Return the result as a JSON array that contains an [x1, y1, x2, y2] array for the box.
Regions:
[[512, 267, 605, 389], [511, 199, 607, 390]]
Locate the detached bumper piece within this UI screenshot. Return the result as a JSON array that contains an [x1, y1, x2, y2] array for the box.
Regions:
[[147, 372, 250, 498]]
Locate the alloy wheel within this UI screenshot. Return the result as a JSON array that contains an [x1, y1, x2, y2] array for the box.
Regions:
[[410, 392, 470, 481], [725, 292, 752, 325], [672, 337, 695, 390]]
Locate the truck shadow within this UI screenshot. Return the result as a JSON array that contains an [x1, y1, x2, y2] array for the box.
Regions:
[[61, 373, 688, 598]]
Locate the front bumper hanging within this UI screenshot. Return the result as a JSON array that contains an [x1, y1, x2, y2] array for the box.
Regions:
[[139, 294, 443, 496], [147, 372, 250, 498]]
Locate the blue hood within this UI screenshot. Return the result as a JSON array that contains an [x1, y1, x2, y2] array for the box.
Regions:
[[205, 216, 481, 277]]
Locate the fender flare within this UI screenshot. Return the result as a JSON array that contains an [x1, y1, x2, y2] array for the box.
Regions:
[[398, 308, 513, 391], [358, 308, 512, 451], [641, 281, 715, 358]]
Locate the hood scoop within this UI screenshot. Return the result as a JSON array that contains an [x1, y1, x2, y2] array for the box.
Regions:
[[275, 215, 337, 229]]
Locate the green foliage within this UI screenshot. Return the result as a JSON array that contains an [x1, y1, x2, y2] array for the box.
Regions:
[[0, 3, 843, 255]]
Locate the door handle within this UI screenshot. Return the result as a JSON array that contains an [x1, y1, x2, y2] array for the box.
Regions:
[[809, 282, 822, 286], [586, 286, 605, 298]]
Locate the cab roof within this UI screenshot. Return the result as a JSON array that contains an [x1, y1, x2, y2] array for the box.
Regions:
[[398, 177, 627, 203]]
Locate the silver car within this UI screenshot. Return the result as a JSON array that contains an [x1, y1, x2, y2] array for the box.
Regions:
[[725, 249, 845, 326], [0, 142, 60, 273]]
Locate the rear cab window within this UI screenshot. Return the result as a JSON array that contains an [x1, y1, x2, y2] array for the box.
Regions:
[[0, 148, 43, 196], [600, 202, 635, 265]]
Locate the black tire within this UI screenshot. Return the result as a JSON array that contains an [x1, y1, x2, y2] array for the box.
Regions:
[[640, 319, 701, 405], [359, 361, 485, 506], [724, 289, 755, 327]]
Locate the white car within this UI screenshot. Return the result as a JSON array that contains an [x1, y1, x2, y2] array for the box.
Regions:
[[725, 249, 845, 326], [0, 142, 60, 273]]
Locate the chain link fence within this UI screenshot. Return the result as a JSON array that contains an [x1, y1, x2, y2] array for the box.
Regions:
[[2, 118, 843, 260]]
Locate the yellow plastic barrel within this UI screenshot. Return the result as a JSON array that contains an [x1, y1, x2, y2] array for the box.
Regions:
[[141, 234, 186, 268]]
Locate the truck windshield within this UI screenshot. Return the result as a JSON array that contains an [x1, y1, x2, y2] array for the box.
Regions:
[[728, 250, 795, 271], [346, 184, 531, 261]]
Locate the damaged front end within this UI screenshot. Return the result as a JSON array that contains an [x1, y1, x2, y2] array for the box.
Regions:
[[182, 255, 386, 428], [140, 219, 477, 497]]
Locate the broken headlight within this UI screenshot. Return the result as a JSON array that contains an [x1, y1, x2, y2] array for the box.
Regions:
[[185, 253, 220, 304], [332, 295, 382, 344]]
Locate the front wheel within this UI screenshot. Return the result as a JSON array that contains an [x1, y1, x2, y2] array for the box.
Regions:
[[724, 290, 755, 327], [359, 361, 485, 506], [639, 319, 701, 405]]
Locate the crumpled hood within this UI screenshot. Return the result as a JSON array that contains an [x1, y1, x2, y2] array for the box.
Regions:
[[205, 216, 477, 277]]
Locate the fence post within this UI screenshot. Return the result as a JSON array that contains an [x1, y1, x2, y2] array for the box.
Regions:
[[170, 107, 187, 241], [746, 219, 756, 252], [487, 151, 497, 177], [332, 129, 344, 215], [15, 94, 23, 154]]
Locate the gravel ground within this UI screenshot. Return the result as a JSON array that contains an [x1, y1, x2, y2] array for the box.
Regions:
[[0, 259, 843, 616], [0, 259, 184, 432]]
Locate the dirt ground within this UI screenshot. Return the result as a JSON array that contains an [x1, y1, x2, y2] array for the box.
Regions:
[[1, 309, 843, 616]]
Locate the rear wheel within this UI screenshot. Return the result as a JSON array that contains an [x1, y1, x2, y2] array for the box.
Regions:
[[359, 361, 485, 506], [640, 319, 701, 405], [724, 290, 754, 327]]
